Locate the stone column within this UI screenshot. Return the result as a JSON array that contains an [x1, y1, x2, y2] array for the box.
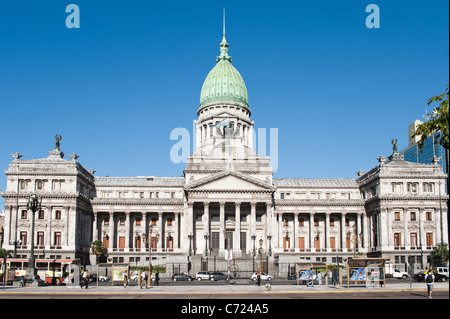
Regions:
[[158, 212, 163, 249], [250, 202, 256, 237], [341, 212, 346, 251], [403, 209, 408, 249], [357, 212, 362, 250], [46, 206, 52, 249], [219, 202, 225, 252], [125, 211, 130, 252], [363, 213, 369, 249], [277, 212, 282, 250], [325, 212, 330, 252], [175, 212, 180, 250], [294, 213, 299, 250], [419, 208, 425, 249], [63, 206, 69, 246], [203, 202, 210, 254], [109, 211, 115, 251], [93, 212, 98, 241], [309, 213, 314, 251], [235, 202, 241, 254], [203, 202, 210, 236]]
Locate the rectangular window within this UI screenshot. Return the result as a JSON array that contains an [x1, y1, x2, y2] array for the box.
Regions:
[[38, 210, 45, 219], [394, 211, 400, 221], [330, 237, 336, 250], [426, 233, 433, 247], [298, 237, 305, 250], [21, 210, 27, 219], [119, 217, 125, 225], [314, 236, 320, 249], [20, 232, 27, 246], [330, 218, 335, 226], [151, 217, 157, 226], [54, 232, 61, 246], [410, 211, 416, 221], [298, 218, 304, 226], [167, 217, 173, 226], [136, 217, 141, 226], [55, 210, 62, 219], [37, 232, 45, 246], [394, 233, 401, 247], [410, 233, 418, 247], [119, 236, 125, 251], [426, 212, 432, 221]]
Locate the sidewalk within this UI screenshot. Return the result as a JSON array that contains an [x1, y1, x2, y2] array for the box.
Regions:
[[1, 281, 448, 295]]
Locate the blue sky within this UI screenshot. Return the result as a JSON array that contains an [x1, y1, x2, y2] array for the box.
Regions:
[[0, 0, 448, 207]]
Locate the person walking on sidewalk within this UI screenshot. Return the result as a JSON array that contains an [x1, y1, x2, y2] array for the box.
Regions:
[[123, 272, 128, 288], [81, 270, 89, 289], [155, 270, 159, 286], [140, 270, 148, 289], [425, 270, 435, 299]]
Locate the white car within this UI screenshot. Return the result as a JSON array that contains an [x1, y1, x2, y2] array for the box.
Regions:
[[250, 272, 274, 281], [392, 269, 409, 280], [98, 275, 110, 282]]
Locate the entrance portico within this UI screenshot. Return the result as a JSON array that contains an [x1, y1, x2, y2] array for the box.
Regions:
[[184, 170, 275, 258]]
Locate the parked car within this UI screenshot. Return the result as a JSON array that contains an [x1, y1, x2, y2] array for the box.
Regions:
[[210, 272, 229, 281], [195, 271, 212, 281], [414, 270, 447, 282], [392, 269, 409, 280], [98, 275, 110, 282], [250, 272, 274, 281], [172, 273, 194, 282]]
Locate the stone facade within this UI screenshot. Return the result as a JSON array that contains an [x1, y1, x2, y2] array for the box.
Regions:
[[1, 29, 448, 277]]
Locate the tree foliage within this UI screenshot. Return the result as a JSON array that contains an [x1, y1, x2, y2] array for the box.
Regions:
[[412, 85, 449, 150], [430, 244, 449, 266], [91, 240, 107, 263]]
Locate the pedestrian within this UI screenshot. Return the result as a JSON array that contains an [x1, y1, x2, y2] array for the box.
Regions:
[[425, 269, 435, 299], [140, 270, 148, 289], [155, 270, 159, 286], [19, 275, 25, 287], [81, 270, 89, 289], [123, 272, 128, 288], [256, 272, 261, 286]]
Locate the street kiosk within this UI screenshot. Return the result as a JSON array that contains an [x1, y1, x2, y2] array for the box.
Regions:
[[346, 257, 390, 288], [295, 261, 327, 285]]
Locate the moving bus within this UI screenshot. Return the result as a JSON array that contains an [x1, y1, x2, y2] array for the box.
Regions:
[[0, 258, 77, 285]]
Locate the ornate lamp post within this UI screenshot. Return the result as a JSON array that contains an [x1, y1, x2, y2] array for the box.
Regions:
[[258, 238, 263, 274], [251, 235, 256, 272], [26, 194, 42, 279], [142, 226, 159, 287]]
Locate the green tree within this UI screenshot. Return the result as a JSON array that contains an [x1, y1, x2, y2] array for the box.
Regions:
[[430, 244, 449, 266], [412, 85, 449, 150], [91, 240, 107, 264]]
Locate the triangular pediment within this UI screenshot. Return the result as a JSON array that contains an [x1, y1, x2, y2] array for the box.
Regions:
[[185, 171, 275, 192]]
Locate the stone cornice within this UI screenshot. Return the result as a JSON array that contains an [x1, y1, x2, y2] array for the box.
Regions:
[[91, 198, 184, 206], [274, 199, 365, 207]]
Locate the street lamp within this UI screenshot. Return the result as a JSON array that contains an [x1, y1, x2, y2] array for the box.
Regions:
[[142, 226, 159, 287], [26, 194, 42, 279], [258, 239, 263, 275], [251, 235, 256, 272]]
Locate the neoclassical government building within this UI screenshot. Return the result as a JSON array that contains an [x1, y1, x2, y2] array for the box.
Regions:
[[1, 27, 448, 276]]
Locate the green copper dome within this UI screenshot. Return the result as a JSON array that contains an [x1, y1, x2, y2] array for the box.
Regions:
[[199, 33, 249, 111]]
